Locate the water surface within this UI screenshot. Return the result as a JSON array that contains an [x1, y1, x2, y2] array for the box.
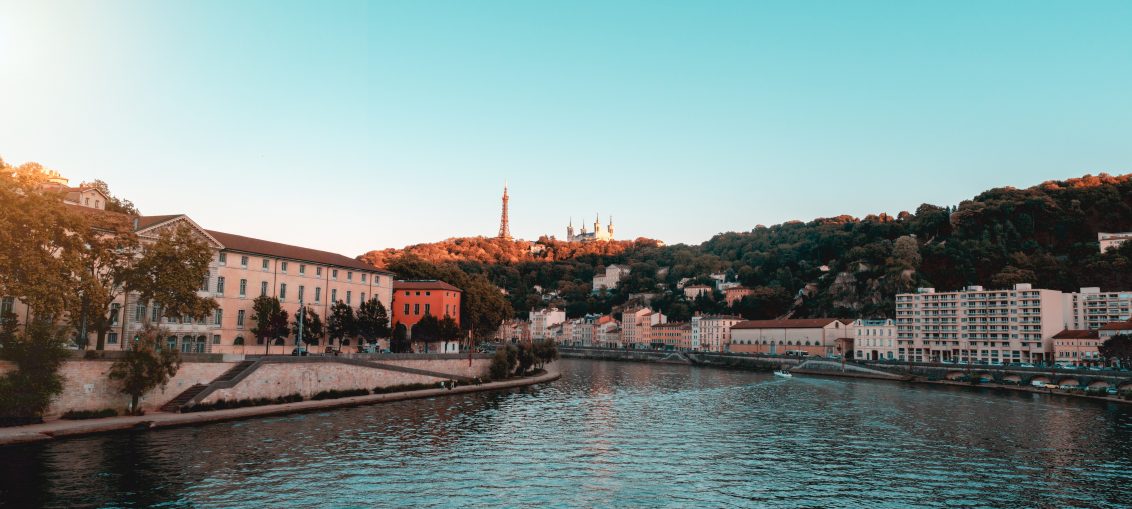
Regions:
[[2, 359, 1131, 508]]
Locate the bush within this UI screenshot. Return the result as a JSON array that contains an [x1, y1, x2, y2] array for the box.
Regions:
[[372, 382, 439, 394], [182, 393, 303, 413], [310, 388, 370, 400], [0, 322, 70, 423], [61, 408, 118, 420], [490, 346, 515, 380]]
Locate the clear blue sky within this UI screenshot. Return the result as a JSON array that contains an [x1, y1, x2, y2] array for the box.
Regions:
[[2, 1, 1130, 256]]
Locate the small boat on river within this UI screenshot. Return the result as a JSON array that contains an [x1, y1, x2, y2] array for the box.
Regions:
[[774, 370, 793, 378]]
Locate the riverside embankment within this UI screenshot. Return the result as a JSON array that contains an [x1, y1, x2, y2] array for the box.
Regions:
[[559, 346, 1132, 404], [0, 365, 560, 446]]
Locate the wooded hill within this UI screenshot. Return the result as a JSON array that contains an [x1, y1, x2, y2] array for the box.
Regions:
[[361, 173, 1132, 324]]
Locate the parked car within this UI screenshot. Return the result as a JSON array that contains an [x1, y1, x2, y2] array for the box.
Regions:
[[1107, 388, 1119, 395], [1030, 380, 1046, 388], [1018, 363, 1035, 368]]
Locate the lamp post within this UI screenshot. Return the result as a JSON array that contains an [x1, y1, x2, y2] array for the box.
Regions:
[[296, 297, 304, 356]]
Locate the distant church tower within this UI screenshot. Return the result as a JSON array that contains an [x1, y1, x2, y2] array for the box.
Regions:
[[566, 218, 575, 242], [497, 184, 512, 240]]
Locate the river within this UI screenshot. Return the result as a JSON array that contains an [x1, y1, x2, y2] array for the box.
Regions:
[[2, 359, 1131, 508]]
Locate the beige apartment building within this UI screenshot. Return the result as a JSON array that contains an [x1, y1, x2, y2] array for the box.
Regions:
[[1064, 287, 1132, 330], [851, 318, 897, 361], [729, 318, 850, 357], [690, 314, 743, 352]]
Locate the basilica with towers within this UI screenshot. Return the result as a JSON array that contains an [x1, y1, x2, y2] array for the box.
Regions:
[[567, 215, 615, 242]]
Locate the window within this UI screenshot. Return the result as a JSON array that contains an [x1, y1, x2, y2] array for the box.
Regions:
[[281, 261, 288, 272], [201, 276, 209, 291], [332, 269, 338, 280], [424, 303, 430, 315], [346, 291, 351, 305], [241, 255, 248, 267], [414, 303, 420, 315], [212, 334, 221, 345], [347, 272, 353, 281], [151, 305, 160, 323], [361, 274, 366, 283], [261, 281, 268, 297], [262, 259, 269, 270], [426, 291, 431, 296], [280, 283, 287, 300], [298, 285, 305, 302], [237, 310, 245, 327], [216, 276, 225, 294], [135, 303, 145, 322], [0, 297, 12, 315], [315, 287, 322, 302], [240, 279, 247, 297], [361, 292, 366, 303], [214, 309, 223, 325], [331, 289, 337, 302], [404, 304, 410, 315], [299, 264, 306, 275], [317, 267, 322, 276], [219, 252, 227, 264], [108, 332, 118, 344]]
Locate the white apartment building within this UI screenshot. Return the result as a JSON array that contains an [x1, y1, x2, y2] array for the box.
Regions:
[[895, 284, 1064, 364], [1064, 287, 1132, 330], [690, 314, 743, 352], [851, 319, 897, 361], [529, 307, 566, 341], [592, 265, 630, 293]]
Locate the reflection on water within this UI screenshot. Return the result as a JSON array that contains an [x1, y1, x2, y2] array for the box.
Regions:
[[2, 359, 1131, 508]]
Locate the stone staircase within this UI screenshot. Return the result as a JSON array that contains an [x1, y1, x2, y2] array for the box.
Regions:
[[214, 360, 257, 382], [159, 384, 208, 412]]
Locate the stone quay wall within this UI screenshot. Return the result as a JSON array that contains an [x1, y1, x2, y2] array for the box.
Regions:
[[198, 362, 448, 404], [1, 354, 493, 418], [0, 360, 235, 418]]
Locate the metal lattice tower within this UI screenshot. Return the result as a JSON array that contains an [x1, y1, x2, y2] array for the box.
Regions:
[[497, 184, 512, 240]]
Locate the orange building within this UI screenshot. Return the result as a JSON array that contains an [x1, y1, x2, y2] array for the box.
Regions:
[[725, 286, 755, 306], [391, 280, 462, 331]]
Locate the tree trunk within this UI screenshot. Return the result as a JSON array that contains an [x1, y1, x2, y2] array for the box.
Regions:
[[130, 394, 140, 415]]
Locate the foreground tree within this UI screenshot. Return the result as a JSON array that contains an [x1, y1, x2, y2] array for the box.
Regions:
[[1098, 334, 1132, 368], [355, 298, 390, 347], [327, 301, 357, 348], [291, 306, 324, 346], [412, 313, 441, 352], [109, 324, 182, 414], [122, 224, 218, 324], [0, 321, 71, 425], [390, 323, 410, 353], [250, 296, 289, 353]]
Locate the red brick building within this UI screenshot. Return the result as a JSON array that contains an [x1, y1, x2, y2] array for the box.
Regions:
[[391, 280, 462, 331]]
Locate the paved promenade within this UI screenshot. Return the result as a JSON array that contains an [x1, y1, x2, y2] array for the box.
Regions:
[[0, 366, 560, 447]]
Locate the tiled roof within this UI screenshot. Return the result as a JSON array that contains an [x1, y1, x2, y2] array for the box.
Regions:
[[698, 314, 744, 321], [135, 214, 183, 230], [1052, 329, 1100, 339], [1100, 320, 1132, 331], [394, 280, 463, 292], [206, 229, 394, 275], [732, 318, 844, 329], [63, 203, 132, 230]]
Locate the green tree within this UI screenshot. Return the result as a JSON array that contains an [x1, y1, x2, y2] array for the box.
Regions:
[[108, 324, 182, 414], [327, 301, 356, 347], [356, 298, 390, 346], [412, 313, 441, 350], [391, 322, 410, 353], [291, 306, 324, 346], [0, 320, 71, 424], [489, 345, 515, 380], [0, 312, 18, 348], [438, 316, 461, 341], [1098, 334, 1132, 369], [0, 162, 90, 322], [122, 224, 218, 323], [250, 295, 289, 353]]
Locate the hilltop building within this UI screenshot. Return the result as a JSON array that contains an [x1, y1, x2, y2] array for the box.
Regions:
[[592, 265, 630, 294], [567, 214, 614, 242], [1098, 232, 1132, 253]]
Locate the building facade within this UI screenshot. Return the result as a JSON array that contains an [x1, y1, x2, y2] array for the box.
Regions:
[[593, 265, 630, 293], [1098, 232, 1132, 253], [1051, 329, 1103, 366], [391, 280, 462, 334], [729, 318, 850, 357], [650, 322, 691, 350], [690, 314, 743, 352], [567, 215, 614, 242], [530, 308, 567, 341], [851, 319, 897, 361], [1064, 287, 1132, 330], [620, 307, 667, 349], [724, 286, 755, 306]]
